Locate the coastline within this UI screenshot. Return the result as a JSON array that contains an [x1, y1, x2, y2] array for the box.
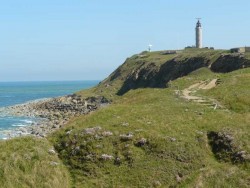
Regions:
[[1, 95, 110, 139]]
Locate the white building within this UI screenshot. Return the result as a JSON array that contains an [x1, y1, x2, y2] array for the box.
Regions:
[[195, 20, 202, 48]]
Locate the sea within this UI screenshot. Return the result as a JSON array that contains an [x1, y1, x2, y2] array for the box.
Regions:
[[0, 81, 99, 139]]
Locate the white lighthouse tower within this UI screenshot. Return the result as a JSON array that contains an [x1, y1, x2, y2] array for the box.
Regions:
[[195, 19, 202, 48]]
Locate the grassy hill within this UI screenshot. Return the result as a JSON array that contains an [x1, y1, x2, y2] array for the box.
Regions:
[[0, 48, 250, 187], [77, 48, 249, 99], [50, 66, 250, 187], [0, 137, 71, 188]]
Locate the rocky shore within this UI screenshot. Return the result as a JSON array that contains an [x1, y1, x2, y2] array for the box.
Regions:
[[2, 94, 110, 138]]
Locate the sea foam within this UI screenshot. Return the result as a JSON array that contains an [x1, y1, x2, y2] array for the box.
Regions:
[[12, 124, 27, 127], [20, 119, 33, 124]]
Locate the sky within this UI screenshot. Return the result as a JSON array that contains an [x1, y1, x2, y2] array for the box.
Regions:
[[1, 0, 250, 81]]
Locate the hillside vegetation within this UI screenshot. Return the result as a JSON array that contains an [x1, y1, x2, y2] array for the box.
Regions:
[[77, 48, 249, 98], [51, 67, 250, 187], [0, 49, 250, 187], [53, 49, 250, 187], [0, 137, 71, 188]]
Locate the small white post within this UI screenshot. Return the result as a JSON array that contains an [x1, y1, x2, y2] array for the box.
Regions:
[[148, 44, 152, 52]]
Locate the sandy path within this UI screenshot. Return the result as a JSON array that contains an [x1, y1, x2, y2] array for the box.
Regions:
[[179, 79, 222, 109]]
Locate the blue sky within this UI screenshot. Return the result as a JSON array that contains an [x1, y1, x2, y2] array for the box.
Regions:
[[1, 0, 250, 81]]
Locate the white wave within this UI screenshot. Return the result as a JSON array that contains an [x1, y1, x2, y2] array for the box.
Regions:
[[20, 119, 33, 124], [11, 124, 27, 127], [0, 131, 11, 140]]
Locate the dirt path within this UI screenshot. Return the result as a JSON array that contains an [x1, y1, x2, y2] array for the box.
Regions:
[[179, 79, 223, 109]]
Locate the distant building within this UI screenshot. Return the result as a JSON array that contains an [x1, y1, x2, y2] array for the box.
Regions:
[[161, 50, 182, 55], [230, 47, 250, 53], [195, 20, 202, 48]]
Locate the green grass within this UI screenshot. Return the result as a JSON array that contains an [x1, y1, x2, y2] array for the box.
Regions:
[[76, 49, 226, 100], [201, 68, 250, 113], [0, 50, 249, 187], [0, 137, 71, 188], [51, 68, 250, 187]]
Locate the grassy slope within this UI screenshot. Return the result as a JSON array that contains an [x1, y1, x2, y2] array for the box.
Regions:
[[76, 48, 226, 100], [0, 137, 71, 188], [0, 49, 249, 187], [202, 69, 250, 113], [51, 67, 250, 187]]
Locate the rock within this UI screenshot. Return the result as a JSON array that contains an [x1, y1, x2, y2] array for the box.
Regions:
[[84, 126, 102, 135], [72, 99, 78, 104], [86, 154, 94, 160], [176, 173, 183, 182], [114, 157, 121, 165], [100, 154, 113, 161], [102, 131, 113, 137], [39, 133, 45, 137], [233, 150, 250, 162], [52, 124, 59, 129], [18, 127, 27, 133], [198, 112, 204, 115], [66, 130, 72, 135], [120, 133, 133, 141], [207, 131, 249, 163], [121, 122, 129, 126], [170, 137, 176, 142], [153, 181, 162, 187], [135, 138, 147, 147], [48, 149, 56, 155], [95, 144, 102, 149], [50, 161, 59, 166], [5, 94, 110, 139]]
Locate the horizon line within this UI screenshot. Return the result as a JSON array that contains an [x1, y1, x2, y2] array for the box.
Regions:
[[0, 80, 101, 83]]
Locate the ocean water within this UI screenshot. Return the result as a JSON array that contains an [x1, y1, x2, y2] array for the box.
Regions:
[[0, 81, 99, 139]]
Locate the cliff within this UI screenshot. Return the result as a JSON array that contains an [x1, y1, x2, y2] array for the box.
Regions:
[[1, 48, 250, 187], [78, 48, 250, 98], [55, 49, 249, 187]]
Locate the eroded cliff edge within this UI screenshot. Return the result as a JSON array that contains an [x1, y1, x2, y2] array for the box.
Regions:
[[92, 49, 250, 96]]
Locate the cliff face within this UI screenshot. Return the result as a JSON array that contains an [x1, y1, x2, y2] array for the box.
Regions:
[[211, 53, 249, 72], [117, 56, 210, 95], [99, 50, 250, 96]]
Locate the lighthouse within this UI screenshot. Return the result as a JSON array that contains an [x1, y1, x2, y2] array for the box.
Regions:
[[195, 19, 202, 48]]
